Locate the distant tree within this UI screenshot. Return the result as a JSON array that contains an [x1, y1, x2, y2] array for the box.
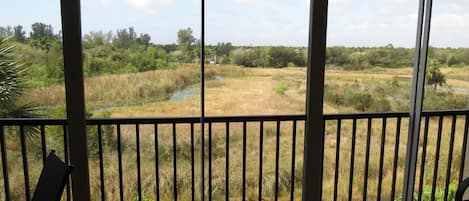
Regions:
[[160, 44, 178, 52], [447, 55, 462, 67], [326, 46, 349, 66], [0, 26, 13, 38], [177, 28, 195, 53], [113, 27, 137, 49], [13, 25, 26, 42], [30, 23, 57, 41], [83, 31, 112, 48], [137, 33, 151, 47], [30, 22, 58, 51], [175, 28, 197, 62], [345, 52, 370, 70], [266, 46, 293, 67], [458, 49, 469, 65], [214, 42, 234, 56], [0, 38, 38, 118], [231, 48, 264, 67]]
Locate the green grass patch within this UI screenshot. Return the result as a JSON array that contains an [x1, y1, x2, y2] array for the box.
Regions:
[[275, 82, 289, 95]]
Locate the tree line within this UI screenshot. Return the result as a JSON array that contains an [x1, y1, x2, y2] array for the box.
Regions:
[[1, 23, 468, 87]]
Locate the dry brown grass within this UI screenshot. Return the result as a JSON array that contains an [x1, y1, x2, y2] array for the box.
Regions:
[[3, 65, 468, 201], [21, 64, 251, 111]]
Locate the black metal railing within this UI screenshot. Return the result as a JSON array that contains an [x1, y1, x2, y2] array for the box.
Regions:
[[0, 109, 468, 201]]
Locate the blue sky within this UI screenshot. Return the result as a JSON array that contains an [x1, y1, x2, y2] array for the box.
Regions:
[[1, 0, 468, 47]]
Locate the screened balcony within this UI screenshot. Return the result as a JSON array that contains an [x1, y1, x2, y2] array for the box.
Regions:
[[1, 0, 468, 201]]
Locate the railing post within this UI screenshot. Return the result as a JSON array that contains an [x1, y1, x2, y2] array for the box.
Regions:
[[402, 0, 433, 200], [200, 0, 206, 200], [302, 0, 328, 200], [60, 0, 91, 200], [462, 115, 469, 199]]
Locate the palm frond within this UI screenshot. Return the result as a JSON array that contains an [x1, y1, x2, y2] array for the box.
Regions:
[[0, 38, 41, 137]]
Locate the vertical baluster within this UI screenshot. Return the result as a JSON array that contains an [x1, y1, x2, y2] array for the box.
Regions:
[[417, 117, 430, 201], [117, 124, 124, 201], [173, 123, 177, 201], [275, 121, 280, 201], [201, 122, 205, 201], [258, 121, 263, 201], [334, 119, 342, 201], [226, 122, 230, 201], [460, 114, 469, 184], [20, 126, 30, 201], [431, 116, 444, 201], [0, 125, 10, 201], [209, 122, 212, 201], [63, 125, 71, 201], [191, 123, 195, 201], [40, 125, 47, 166], [155, 124, 160, 201], [348, 119, 357, 201], [443, 115, 457, 201], [391, 117, 402, 200], [377, 118, 387, 200], [290, 120, 297, 201], [98, 125, 105, 201], [242, 121, 247, 201], [136, 124, 142, 201], [362, 118, 372, 201]]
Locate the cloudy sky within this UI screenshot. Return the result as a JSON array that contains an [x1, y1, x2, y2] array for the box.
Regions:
[[0, 0, 468, 47]]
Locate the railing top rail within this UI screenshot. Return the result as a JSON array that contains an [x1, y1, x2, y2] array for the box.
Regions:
[[324, 112, 409, 120], [0, 109, 467, 125], [422, 109, 469, 116], [0, 118, 67, 125], [87, 114, 307, 125]]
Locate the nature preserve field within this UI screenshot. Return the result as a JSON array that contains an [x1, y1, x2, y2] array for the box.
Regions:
[[21, 65, 469, 116], [5, 65, 468, 200]]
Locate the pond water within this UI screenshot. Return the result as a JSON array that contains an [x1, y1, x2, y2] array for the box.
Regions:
[[93, 76, 225, 112], [169, 76, 224, 101], [437, 86, 469, 94], [169, 86, 198, 101]]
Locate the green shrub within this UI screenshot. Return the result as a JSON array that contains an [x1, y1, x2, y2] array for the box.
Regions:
[[344, 90, 373, 112], [424, 91, 467, 110], [370, 98, 392, 112], [324, 84, 345, 106], [275, 83, 289, 95], [366, 66, 386, 72], [415, 181, 458, 201]]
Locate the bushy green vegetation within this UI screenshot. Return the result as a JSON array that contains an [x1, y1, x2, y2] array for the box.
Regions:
[[2, 24, 178, 87], [324, 77, 467, 112], [3, 24, 469, 89]]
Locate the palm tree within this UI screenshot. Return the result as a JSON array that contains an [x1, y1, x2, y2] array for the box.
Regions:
[[426, 65, 446, 90], [0, 37, 38, 118]]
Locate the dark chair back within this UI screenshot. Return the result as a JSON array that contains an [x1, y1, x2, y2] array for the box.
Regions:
[[32, 150, 73, 201], [457, 177, 469, 201]]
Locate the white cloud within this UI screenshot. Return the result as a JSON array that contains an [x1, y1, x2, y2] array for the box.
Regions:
[[126, 0, 173, 13], [83, 0, 116, 6], [432, 12, 469, 28], [83, 0, 172, 13], [329, 0, 352, 13], [232, 0, 264, 5]]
